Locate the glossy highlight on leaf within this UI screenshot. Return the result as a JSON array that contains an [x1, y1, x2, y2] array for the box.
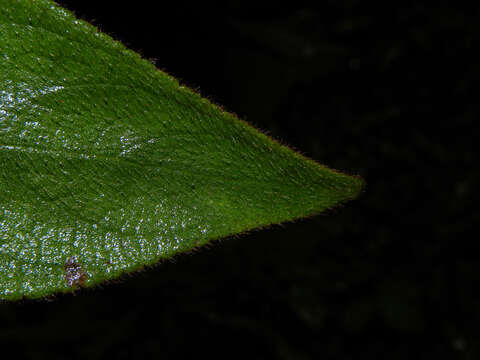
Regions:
[[0, 0, 364, 301]]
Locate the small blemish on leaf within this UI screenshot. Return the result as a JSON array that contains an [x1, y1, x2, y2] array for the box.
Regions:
[[64, 257, 87, 287]]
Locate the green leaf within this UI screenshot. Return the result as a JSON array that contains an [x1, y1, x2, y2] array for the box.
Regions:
[[0, 0, 364, 301]]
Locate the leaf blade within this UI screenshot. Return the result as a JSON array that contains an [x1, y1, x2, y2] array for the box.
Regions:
[[0, 0, 364, 300]]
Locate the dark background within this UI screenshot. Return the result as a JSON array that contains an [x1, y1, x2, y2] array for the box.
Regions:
[[1, 1, 478, 359]]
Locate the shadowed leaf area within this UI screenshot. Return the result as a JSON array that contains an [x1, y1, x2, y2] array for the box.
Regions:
[[0, 0, 363, 300]]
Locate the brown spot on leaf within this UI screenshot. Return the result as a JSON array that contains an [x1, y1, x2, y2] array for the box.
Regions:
[[64, 257, 87, 287]]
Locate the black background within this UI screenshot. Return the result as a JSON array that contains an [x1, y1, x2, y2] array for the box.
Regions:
[[1, 1, 478, 359]]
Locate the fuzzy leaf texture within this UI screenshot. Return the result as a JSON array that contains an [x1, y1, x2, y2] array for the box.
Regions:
[[0, 0, 364, 301]]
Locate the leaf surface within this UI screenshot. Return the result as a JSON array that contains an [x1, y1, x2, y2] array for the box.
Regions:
[[0, 0, 364, 300]]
